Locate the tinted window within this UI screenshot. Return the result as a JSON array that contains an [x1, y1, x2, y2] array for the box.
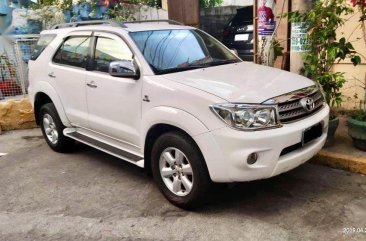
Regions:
[[53, 36, 90, 68], [230, 7, 253, 26], [31, 34, 56, 60], [93, 37, 133, 73], [130, 29, 240, 74]]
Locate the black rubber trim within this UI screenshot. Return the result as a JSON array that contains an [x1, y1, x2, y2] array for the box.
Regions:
[[280, 142, 302, 157]]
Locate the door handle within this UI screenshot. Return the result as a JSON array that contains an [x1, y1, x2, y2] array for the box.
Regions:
[[48, 72, 56, 78], [86, 81, 98, 88]]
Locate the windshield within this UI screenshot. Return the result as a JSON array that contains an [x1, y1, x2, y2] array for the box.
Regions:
[[130, 29, 241, 74]]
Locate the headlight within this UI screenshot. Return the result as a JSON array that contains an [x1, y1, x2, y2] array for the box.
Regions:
[[210, 103, 281, 131]]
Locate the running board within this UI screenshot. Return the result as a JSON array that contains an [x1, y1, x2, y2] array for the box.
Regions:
[[64, 128, 144, 167]]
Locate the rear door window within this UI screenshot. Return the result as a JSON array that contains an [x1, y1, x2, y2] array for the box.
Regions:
[[53, 36, 91, 68], [30, 34, 56, 60]]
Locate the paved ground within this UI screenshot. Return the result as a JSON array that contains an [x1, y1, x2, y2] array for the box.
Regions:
[[0, 128, 365, 241], [311, 116, 366, 175]]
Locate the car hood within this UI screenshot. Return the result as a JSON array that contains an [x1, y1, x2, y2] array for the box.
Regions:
[[162, 62, 315, 103]]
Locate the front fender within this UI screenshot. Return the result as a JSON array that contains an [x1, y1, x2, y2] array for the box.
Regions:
[[141, 106, 209, 147], [31, 81, 71, 126]]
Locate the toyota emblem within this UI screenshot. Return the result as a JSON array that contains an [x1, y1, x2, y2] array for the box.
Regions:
[[300, 97, 315, 112]]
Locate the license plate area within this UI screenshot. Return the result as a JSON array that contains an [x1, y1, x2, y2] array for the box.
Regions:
[[234, 34, 249, 41], [302, 122, 323, 146]]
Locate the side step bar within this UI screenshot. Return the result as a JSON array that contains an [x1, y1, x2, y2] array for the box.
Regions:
[[64, 129, 144, 167]]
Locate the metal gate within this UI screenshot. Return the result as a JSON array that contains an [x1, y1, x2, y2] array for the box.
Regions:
[[0, 35, 39, 100]]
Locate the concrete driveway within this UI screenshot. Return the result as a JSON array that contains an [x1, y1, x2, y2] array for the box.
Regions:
[[0, 128, 365, 241]]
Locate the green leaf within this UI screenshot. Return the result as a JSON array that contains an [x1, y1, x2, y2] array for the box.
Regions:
[[351, 56, 361, 66], [339, 37, 346, 45]]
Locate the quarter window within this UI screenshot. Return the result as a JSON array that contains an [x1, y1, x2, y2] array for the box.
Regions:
[[53, 36, 91, 68], [31, 34, 56, 61], [93, 37, 133, 73]]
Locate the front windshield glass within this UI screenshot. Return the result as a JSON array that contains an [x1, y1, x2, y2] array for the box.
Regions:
[[130, 29, 241, 74]]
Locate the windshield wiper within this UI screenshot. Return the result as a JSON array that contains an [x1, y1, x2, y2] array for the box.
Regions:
[[155, 65, 206, 75], [206, 59, 240, 67], [155, 60, 239, 75]]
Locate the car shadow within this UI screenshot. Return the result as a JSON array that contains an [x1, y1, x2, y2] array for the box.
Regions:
[[72, 142, 345, 217]]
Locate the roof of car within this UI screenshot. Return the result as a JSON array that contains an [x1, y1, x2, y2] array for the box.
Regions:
[[42, 20, 195, 35], [124, 23, 195, 32]]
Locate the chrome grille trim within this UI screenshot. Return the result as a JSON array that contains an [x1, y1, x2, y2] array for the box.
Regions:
[[263, 86, 325, 124]]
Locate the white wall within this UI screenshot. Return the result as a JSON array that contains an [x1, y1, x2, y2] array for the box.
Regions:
[[134, 6, 168, 21], [222, 0, 252, 6]]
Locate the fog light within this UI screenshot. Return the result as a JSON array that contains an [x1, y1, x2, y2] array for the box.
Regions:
[[247, 153, 258, 165]]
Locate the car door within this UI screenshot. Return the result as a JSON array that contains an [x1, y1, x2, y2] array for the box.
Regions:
[[49, 31, 92, 127], [86, 32, 142, 147]]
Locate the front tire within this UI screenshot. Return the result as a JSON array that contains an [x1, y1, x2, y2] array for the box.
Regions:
[[151, 132, 211, 209], [39, 103, 74, 152]]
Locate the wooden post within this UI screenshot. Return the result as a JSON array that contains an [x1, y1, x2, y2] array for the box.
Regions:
[[167, 0, 200, 27], [273, 0, 290, 70], [253, 0, 258, 63]]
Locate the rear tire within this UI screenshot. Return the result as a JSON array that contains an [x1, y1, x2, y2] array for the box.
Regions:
[[151, 131, 211, 209], [39, 103, 74, 152]]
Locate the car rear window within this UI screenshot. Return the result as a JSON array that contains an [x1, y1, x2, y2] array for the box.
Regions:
[[230, 7, 253, 27], [30, 34, 56, 60]]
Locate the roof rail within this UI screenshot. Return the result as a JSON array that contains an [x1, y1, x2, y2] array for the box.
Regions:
[[124, 19, 183, 25], [52, 20, 126, 29]]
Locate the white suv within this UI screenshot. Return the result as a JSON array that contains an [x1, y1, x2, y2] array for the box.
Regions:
[[28, 20, 329, 208]]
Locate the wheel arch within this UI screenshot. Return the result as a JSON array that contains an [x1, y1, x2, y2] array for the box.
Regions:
[[144, 123, 211, 178], [32, 82, 70, 126], [142, 107, 210, 175], [34, 92, 52, 125]]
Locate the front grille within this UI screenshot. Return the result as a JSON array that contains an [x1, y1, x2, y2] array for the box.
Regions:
[[266, 86, 325, 124]]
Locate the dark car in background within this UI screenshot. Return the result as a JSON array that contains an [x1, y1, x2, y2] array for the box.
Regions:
[[222, 6, 254, 61]]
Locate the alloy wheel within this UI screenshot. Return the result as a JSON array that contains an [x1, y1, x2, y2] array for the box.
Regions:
[[159, 147, 194, 196], [43, 113, 58, 144]]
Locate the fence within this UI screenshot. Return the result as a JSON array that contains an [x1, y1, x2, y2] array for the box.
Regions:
[[0, 35, 39, 100]]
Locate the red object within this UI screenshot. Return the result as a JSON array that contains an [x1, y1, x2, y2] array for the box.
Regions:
[[98, 0, 109, 7], [0, 81, 22, 96], [258, 6, 274, 23], [351, 0, 366, 7]]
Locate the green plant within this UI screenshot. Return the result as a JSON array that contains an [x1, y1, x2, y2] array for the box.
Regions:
[[200, 0, 223, 8], [272, 38, 284, 61], [287, 0, 361, 109], [32, 0, 160, 22], [350, 1, 366, 121], [352, 109, 366, 121], [33, 0, 72, 11], [108, 3, 137, 21], [355, 1, 366, 47], [351, 74, 366, 120]]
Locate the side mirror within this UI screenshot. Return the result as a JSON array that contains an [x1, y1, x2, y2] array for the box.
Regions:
[[109, 60, 140, 79]]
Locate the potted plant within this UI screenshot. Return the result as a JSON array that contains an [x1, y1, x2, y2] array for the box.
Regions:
[[287, 0, 362, 146], [347, 76, 366, 151]]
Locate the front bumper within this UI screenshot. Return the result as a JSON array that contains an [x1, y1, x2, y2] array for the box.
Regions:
[[194, 105, 330, 182]]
